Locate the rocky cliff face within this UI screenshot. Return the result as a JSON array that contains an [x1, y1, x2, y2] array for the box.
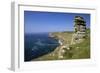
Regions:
[[71, 16, 87, 44]]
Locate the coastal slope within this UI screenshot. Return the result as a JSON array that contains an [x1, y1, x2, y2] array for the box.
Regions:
[[32, 29, 90, 61]]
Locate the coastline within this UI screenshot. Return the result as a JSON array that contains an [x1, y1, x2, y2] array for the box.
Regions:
[[32, 31, 74, 61], [32, 29, 90, 61]]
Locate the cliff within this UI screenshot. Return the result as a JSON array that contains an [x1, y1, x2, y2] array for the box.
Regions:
[[32, 31, 74, 60], [32, 29, 90, 61], [32, 16, 90, 61]]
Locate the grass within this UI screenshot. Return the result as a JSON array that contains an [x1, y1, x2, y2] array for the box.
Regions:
[[51, 31, 73, 45], [66, 36, 90, 59], [32, 29, 90, 61], [63, 29, 90, 59]]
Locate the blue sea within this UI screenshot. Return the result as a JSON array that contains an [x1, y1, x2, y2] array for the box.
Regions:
[[24, 33, 59, 61]]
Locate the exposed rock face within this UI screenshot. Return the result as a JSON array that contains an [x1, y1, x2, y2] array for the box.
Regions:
[[71, 16, 87, 44], [74, 16, 86, 33]]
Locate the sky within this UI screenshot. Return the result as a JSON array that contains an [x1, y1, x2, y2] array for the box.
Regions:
[[24, 11, 90, 33]]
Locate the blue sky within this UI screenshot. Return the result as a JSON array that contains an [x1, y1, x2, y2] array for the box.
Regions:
[[24, 11, 90, 33]]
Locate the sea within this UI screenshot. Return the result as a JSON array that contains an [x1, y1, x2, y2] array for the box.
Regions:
[[24, 32, 60, 61]]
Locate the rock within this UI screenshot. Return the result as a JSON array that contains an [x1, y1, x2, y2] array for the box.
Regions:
[[58, 39, 63, 45], [71, 16, 87, 44], [59, 55, 63, 58], [67, 47, 70, 50]]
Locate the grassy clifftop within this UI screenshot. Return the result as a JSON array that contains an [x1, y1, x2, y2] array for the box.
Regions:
[[50, 31, 73, 45], [32, 29, 90, 61], [69, 29, 90, 59]]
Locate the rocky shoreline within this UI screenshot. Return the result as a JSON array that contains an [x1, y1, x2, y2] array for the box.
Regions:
[[32, 32, 73, 60]]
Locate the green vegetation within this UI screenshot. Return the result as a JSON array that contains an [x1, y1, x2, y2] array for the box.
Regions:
[[33, 31, 73, 61], [32, 29, 90, 61], [64, 29, 90, 59], [66, 36, 90, 59], [51, 31, 73, 45]]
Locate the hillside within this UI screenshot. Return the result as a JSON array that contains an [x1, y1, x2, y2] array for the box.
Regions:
[[32, 29, 90, 61]]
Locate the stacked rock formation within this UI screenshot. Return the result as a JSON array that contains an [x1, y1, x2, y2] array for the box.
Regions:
[[71, 16, 87, 44]]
